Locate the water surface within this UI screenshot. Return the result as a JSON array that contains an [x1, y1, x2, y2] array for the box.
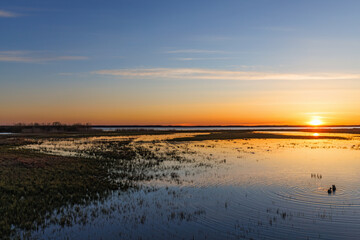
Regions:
[[25, 132, 360, 239]]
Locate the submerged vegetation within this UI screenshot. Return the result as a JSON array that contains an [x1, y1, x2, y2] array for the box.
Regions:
[[0, 134, 190, 238], [0, 138, 118, 238]]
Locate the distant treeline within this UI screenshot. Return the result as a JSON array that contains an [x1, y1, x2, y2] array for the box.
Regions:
[[0, 122, 94, 133]]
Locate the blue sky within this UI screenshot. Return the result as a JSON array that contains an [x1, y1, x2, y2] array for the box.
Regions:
[[1, 0, 360, 125]]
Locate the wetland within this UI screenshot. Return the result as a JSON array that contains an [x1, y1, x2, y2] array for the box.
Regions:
[[1, 129, 360, 239]]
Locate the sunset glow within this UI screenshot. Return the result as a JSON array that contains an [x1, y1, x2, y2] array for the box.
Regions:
[[1, 1, 360, 126], [309, 117, 323, 126], [3, 1, 360, 239]]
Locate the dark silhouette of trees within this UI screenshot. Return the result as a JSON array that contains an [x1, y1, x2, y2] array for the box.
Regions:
[[0, 122, 93, 133]]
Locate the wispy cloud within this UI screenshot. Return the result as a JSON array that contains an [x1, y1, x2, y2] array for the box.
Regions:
[[0, 51, 88, 63], [189, 35, 233, 42], [166, 49, 228, 54], [58, 72, 75, 76], [302, 112, 351, 117], [254, 26, 296, 32], [174, 57, 233, 61], [166, 49, 233, 61], [55, 56, 88, 61], [0, 10, 19, 18], [92, 68, 360, 81]]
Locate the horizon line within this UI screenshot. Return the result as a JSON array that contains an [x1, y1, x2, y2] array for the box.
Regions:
[[2, 124, 360, 128]]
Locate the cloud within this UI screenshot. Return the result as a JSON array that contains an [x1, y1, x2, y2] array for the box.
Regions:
[[254, 26, 296, 32], [189, 35, 233, 42], [92, 68, 360, 81], [56, 56, 89, 60], [174, 57, 232, 61], [166, 49, 234, 61], [303, 112, 352, 117], [58, 72, 75, 76], [0, 10, 19, 18], [0, 51, 88, 63], [166, 49, 227, 54]]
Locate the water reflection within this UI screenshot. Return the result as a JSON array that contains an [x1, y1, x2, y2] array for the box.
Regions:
[[25, 132, 360, 239]]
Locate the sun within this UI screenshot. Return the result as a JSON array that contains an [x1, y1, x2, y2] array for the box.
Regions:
[[309, 117, 323, 126]]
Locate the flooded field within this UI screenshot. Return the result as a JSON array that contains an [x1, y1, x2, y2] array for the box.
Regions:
[[2, 131, 360, 239]]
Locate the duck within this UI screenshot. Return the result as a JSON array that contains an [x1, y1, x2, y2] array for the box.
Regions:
[[332, 185, 336, 191], [327, 188, 332, 194]]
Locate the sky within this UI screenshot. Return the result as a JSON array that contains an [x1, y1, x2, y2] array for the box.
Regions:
[[1, 0, 360, 125]]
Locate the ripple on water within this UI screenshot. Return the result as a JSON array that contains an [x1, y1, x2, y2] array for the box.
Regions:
[[25, 135, 360, 239]]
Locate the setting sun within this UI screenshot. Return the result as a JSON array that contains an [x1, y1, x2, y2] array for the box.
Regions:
[[309, 117, 323, 126]]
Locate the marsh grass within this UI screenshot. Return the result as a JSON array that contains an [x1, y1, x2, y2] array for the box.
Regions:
[[0, 146, 120, 238], [0, 137, 171, 238], [0, 134, 200, 239], [168, 131, 347, 142]]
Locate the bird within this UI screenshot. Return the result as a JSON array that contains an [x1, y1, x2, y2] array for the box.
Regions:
[[332, 185, 336, 191], [328, 188, 332, 194]]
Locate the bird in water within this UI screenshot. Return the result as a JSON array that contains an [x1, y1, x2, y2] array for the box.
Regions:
[[332, 185, 336, 191], [328, 187, 332, 194]]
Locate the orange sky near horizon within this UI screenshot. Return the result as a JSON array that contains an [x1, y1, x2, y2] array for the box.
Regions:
[[1, 85, 360, 126], [2, 68, 360, 126], [3, 1, 360, 126]]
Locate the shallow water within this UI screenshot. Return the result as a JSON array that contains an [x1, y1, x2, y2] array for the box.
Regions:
[[94, 126, 360, 131], [25, 132, 360, 239]]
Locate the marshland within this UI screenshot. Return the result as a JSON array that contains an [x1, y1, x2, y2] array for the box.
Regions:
[[3, 1, 360, 239], [1, 127, 360, 239]]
